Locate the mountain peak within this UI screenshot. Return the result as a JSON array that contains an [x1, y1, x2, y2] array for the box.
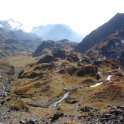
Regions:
[[74, 13, 124, 53], [32, 24, 83, 42]]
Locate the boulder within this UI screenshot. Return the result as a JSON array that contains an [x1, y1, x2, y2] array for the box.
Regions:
[[37, 55, 55, 64], [65, 97, 78, 104], [77, 65, 97, 77], [50, 111, 64, 122]]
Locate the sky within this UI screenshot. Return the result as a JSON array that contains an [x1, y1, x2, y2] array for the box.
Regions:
[[0, 0, 124, 35]]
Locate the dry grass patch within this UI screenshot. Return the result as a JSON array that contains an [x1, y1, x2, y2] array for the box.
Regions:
[[6, 55, 36, 67], [10, 99, 29, 112]]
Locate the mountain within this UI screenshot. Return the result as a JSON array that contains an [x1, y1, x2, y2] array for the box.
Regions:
[[74, 13, 124, 53], [0, 19, 39, 40], [0, 27, 12, 43], [0, 20, 42, 58], [87, 30, 124, 66], [0, 19, 23, 31], [9, 30, 39, 41], [32, 24, 83, 42], [1, 16, 124, 124], [32, 39, 77, 57]]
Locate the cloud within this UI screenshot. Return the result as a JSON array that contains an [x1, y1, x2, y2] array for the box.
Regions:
[[0, 0, 124, 34]]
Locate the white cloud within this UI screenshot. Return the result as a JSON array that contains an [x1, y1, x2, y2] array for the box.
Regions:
[[0, 0, 124, 34]]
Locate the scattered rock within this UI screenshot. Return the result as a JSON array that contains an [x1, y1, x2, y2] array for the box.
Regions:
[[19, 118, 37, 124], [50, 111, 64, 122], [65, 97, 78, 104], [80, 106, 92, 112]]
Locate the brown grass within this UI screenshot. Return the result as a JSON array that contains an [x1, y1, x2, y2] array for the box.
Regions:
[[6, 55, 36, 67], [10, 99, 29, 112]]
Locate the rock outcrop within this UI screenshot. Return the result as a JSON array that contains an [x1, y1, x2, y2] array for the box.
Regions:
[[32, 39, 77, 57]]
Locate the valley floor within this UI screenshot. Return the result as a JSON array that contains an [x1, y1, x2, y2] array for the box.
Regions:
[[0, 52, 124, 124]]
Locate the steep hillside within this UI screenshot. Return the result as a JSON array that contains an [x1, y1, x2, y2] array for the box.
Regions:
[[74, 13, 124, 53], [87, 30, 124, 66]]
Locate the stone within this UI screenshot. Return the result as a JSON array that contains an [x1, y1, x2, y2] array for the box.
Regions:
[[65, 97, 78, 104], [50, 111, 64, 122]]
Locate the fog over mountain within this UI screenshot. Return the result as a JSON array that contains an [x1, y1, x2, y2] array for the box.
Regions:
[[0, 19, 84, 58], [0, 19, 84, 42], [0, 19, 23, 31], [0, 19, 42, 58], [32, 24, 84, 42]]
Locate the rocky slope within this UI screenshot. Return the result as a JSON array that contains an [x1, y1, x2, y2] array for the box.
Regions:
[[87, 30, 124, 66], [74, 13, 124, 53], [32, 39, 77, 57]]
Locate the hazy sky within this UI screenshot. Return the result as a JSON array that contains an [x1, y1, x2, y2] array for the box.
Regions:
[[0, 0, 124, 35]]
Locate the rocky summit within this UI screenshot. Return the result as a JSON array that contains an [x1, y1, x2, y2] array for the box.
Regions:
[[0, 13, 124, 124]]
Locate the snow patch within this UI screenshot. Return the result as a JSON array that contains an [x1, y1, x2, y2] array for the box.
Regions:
[[105, 75, 112, 81], [90, 75, 112, 88], [90, 82, 103, 88]]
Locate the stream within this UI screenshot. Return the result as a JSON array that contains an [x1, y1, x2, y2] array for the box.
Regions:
[[50, 75, 113, 107], [50, 92, 70, 107]]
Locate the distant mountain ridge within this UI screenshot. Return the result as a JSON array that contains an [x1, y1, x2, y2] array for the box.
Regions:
[[0, 19, 23, 31], [74, 13, 124, 53], [32, 24, 83, 42], [0, 20, 41, 58]]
